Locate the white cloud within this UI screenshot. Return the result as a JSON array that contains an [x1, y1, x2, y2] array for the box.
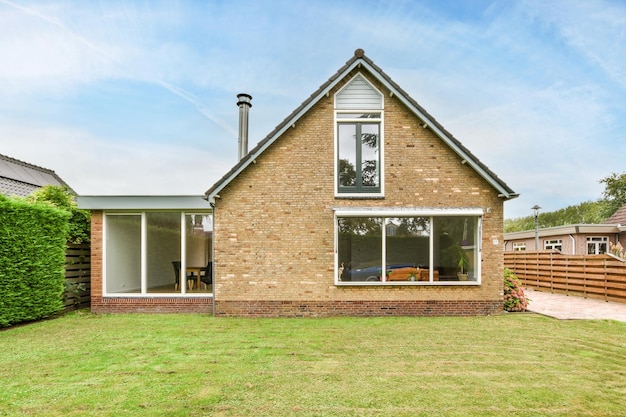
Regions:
[[1, 0, 625, 222], [0, 123, 234, 196], [521, 0, 626, 91]]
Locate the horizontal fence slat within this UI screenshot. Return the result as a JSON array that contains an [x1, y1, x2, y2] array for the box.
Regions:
[[63, 243, 91, 311]]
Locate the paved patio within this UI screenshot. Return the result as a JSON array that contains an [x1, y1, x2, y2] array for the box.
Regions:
[[525, 288, 626, 322]]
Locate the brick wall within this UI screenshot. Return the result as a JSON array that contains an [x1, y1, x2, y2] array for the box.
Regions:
[[212, 69, 505, 317]]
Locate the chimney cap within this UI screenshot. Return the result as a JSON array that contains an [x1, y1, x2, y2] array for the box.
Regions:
[[237, 93, 252, 107]]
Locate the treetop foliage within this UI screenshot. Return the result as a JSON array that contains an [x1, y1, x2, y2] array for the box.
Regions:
[[505, 172, 626, 233], [22, 185, 90, 244]]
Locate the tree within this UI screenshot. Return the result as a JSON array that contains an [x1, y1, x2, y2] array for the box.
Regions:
[[599, 172, 626, 218], [504, 200, 607, 233], [504, 172, 626, 233]]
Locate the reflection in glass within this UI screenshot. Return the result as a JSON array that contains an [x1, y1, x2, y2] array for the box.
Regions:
[[338, 122, 380, 192], [361, 124, 379, 187], [338, 217, 382, 282], [385, 217, 430, 275], [435, 217, 477, 281], [338, 124, 357, 186]]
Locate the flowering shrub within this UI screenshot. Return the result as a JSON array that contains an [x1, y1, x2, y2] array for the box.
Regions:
[[504, 268, 529, 312]]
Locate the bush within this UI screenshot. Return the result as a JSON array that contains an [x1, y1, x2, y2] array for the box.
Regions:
[[25, 185, 90, 244], [504, 268, 529, 312], [0, 194, 70, 327]]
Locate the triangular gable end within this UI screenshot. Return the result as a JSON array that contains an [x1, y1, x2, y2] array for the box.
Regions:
[[335, 74, 383, 110], [206, 49, 517, 202]]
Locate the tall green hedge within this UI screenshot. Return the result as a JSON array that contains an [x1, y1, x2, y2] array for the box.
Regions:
[[0, 194, 70, 327]]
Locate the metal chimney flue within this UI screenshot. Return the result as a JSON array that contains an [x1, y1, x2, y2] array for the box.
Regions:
[[236, 93, 252, 160]]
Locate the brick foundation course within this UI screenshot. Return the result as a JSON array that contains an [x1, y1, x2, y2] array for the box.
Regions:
[[214, 299, 503, 317], [91, 296, 213, 314]]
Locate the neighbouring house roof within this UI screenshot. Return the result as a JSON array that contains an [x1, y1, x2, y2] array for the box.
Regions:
[[77, 195, 212, 210], [504, 224, 622, 241], [206, 49, 518, 202], [605, 204, 626, 226], [0, 153, 72, 197]]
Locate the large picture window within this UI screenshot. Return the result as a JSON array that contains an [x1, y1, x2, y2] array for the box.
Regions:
[[337, 210, 481, 285], [104, 211, 212, 295]]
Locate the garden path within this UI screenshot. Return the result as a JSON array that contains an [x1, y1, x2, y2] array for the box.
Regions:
[[525, 288, 626, 322]]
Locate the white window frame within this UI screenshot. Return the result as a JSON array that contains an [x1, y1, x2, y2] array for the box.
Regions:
[[103, 210, 212, 297], [334, 207, 483, 286], [544, 239, 562, 251], [513, 242, 526, 251], [587, 236, 608, 255]]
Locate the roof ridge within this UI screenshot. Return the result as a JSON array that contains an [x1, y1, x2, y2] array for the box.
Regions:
[[0, 152, 59, 175]]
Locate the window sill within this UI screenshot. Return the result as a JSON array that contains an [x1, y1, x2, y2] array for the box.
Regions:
[[335, 281, 481, 286], [103, 293, 214, 297], [334, 193, 385, 199]]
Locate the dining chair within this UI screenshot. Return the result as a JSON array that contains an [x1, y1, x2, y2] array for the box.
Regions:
[[200, 261, 213, 289], [172, 261, 196, 290]]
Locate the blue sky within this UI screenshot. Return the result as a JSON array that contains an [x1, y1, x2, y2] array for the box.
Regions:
[[1, 0, 625, 219]]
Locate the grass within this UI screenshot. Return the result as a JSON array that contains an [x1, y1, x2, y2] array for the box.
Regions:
[[0, 312, 625, 416]]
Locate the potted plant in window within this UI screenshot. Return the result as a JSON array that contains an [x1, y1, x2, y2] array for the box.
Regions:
[[456, 247, 469, 281], [443, 244, 470, 281]]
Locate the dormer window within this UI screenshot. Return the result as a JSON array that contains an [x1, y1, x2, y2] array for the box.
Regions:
[[335, 74, 383, 196]]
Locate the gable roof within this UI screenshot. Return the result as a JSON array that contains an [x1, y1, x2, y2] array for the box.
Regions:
[[206, 49, 517, 202], [0, 153, 73, 197]]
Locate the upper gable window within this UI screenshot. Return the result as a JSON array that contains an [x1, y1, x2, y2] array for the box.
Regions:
[[335, 74, 384, 196]]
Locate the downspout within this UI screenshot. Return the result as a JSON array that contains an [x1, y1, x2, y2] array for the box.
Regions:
[[210, 201, 216, 317], [569, 234, 576, 255]]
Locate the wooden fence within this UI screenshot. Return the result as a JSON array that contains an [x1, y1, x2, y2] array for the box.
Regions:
[[63, 243, 91, 310], [504, 251, 626, 303]]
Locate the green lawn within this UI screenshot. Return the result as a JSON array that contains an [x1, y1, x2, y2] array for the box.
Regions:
[[0, 312, 624, 416]]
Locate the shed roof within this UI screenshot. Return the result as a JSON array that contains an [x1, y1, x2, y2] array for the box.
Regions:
[[206, 49, 517, 202], [0, 153, 72, 197], [77, 195, 212, 210], [504, 224, 621, 240]]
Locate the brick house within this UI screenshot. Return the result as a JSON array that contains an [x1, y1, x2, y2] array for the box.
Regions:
[[206, 49, 517, 316], [79, 49, 517, 316]]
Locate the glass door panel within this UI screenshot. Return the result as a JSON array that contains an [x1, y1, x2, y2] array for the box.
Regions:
[[105, 215, 141, 293]]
